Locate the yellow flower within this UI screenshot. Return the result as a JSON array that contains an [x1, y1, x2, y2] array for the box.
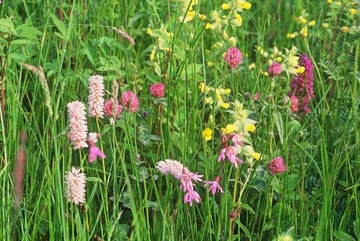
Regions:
[[202, 128, 213, 142], [242, 145, 261, 160], [276, 57, 282, 62], [341, 26, 350, 33], [245, 124, 256, 132], [327, 0, 332, 2], [198, 14, 207, 20], [277, 234, 294, 241], [221, 3, 230, 10], [300, 26, 308, 37], [150, 49, 156, 61], [296, 66, 305, 74], [146, 28, 152, 35], [231, 13, 243, 27], [227, 37, 237, 47], [199, 82, 211, 93], [298, 16, 306, 24], [286, 33, 297, 38], [205, 23, 213, 29], [322, 23, 329, 28], [308, 20, 316, 26], [350, 8, 357, 15], [221, 102, 230, 109], [207, 61, 213, 67], [221, 124, 236, 134], [205, 97, 214, 104], [263, 71, 269, 77]]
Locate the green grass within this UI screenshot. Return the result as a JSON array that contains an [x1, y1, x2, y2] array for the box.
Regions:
[[1, 0, 360, 240]]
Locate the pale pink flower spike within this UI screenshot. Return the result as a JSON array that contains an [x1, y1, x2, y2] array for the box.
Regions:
[[64, 167, 86, 205], [67, 101, 88, 149], [88, 75, 105, 118]]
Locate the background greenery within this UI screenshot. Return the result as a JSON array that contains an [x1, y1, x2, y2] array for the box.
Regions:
[[0, 0, 359, 240]]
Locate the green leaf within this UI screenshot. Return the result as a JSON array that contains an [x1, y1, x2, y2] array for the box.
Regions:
[[285, 174, 300, 192], [11, 39, 36, 45], [9, 52, 28, 61], [0, 18, 15, 35], [234, 220, 251, 238], [49, 13, 67, 40], [333, 231, 356, 241], [273, 110, 284, 144], [16, 24, 43, 39]]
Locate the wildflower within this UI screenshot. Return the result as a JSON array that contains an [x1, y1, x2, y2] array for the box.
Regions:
[[289, 54, 315, 114], [224, 47, 242, 69], [88, 133, 106, 163], [350, 8, 357, 15], [276, 234, 294, 241], [221, 124, 236, 134], [88, 75, 105, 118], [199, 82, 211, 93], [184, 190, 201, 206], [202, 128, 213, 142], [156, 159, 185, 178], [253, 92, 260, 101], [149, 83, 165, 98], [341, 26, 350, 33], [67, 101, 88, 149], [64, 167, 86, 205], [104, 98, 122, 118], [218, 145, 243, 168], [204, 176, 224, 195], [268, 62, 282, 77], [146, 28, 152, 35], [156, 159, 203, 206], [205, 23, 213, 29], [120, 91, 139, 112], [242, 145, 261, 161], [268, 157, 286, 175]]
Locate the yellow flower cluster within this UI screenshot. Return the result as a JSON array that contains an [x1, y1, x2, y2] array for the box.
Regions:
[[199, 83, 233, 109], [287, 10, 315, 38], [176, 0, 207, 23]]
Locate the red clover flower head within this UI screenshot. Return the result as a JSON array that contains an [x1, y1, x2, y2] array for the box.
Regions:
[[268, 62, 282, 77], [149, 83, 165, 98], [104, 98, 122, 118], [268, 156, 287, 175], [224, 47, 242, 69], [120, 91, 139, 112]]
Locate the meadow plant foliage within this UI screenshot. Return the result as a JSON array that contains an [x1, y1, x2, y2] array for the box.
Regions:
[[1, 0, 360, 240]]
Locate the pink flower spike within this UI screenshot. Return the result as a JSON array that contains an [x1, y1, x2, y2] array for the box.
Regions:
[[67, 101, 88, 150], [268, 157, 286, 175], [224, 47, 242, 69], [204, 176, 224, 195], [149, 83, 165, 98], [88, 140, 106, 163], [88, 75, 105, 118], [184, 190, 201, 206]]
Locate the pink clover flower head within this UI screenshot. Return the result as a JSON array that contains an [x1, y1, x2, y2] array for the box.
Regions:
[[88, 139, 106, 163], [120, 91, 139, 112], [268, 156, 286, 175], [67, 101, 88, 149], [156, 159, 189, 179], [184, 190, 201, 206], [289, 54, 315, 114], [289, 95, 299, 113], [218, 146, 243, 168], [88, 75, 105, 118], [253, 92, 260, 101], [204, 176, 224, 195], [149, 83, 165, 98], [268, 62, 282, 77], [224, 47, 242, 69], [64, 167, 86, 205], [104, 98, 122, 118]]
